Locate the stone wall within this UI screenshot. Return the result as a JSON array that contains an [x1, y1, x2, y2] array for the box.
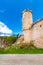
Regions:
[[22, 10, 33, 43], [32, 20, 43, 48], [22, 10, 43, 48]]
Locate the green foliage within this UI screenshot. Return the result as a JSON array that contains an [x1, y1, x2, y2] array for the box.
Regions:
[[0, 44, 43, 54], [0, 42, 43, 54], [6, 35, 17, 43], [2, 35, 18, 44], [0, 35, 18, 48]]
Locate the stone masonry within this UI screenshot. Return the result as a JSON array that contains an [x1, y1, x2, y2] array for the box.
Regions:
[[22, 10, 43, 48]]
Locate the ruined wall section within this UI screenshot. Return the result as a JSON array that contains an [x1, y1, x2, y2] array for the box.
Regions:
[[32, 20, 43, 48]]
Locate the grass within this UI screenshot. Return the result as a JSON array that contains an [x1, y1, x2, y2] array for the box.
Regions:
[[0, 43, 43, 54]]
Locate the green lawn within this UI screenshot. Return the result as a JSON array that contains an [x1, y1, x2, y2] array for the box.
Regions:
[[0, 47, 43, 54], [0, 43, 43, 54]]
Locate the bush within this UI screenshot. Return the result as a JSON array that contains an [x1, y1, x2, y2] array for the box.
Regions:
[[2, 35, 18, 44], [0, 42, 43, 54]]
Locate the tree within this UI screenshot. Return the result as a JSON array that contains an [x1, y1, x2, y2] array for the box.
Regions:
[[6, 35, 17, 44]]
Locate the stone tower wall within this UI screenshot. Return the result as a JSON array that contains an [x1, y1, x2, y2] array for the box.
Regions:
[[22, 10, 33, 43]]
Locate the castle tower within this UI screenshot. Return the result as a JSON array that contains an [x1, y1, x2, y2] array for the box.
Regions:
[[22, 10, 33, 43]]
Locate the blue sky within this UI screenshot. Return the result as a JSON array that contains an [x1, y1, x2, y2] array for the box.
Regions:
[[0, 0, 43, 35]]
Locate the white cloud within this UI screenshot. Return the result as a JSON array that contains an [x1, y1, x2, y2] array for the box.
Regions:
[[0, 21, 13, 36]]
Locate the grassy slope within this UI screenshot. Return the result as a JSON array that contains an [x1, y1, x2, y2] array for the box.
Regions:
[[0, 48, 43, 54], [0, 43, 43, 54]]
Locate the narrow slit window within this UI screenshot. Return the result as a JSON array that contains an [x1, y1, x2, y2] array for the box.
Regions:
[[40, 25, 41, 27]]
